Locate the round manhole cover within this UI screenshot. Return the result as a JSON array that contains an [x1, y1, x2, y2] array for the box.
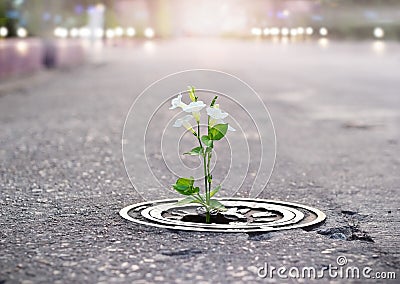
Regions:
[[119, 198, 326, 233]]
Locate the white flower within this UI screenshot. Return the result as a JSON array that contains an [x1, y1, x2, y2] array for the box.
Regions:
[[183, 101, 206, 122], [169, 94, 188, 110], [206, 106, 235, 131], [173, 114, 194, 131], [170, 94, 206, 123], [183, 101, 206, 112], [206, 106, 229, 120]]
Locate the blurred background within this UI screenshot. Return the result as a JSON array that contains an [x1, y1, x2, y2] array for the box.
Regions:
[[2, 0, 400, 38], [0, 0, 400, 80]]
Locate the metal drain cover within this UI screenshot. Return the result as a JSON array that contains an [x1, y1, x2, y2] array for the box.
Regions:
[[120, 198, 326, 233]]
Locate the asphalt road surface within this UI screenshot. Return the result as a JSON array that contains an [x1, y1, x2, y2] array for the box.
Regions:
[[1, 38, 399, 283]]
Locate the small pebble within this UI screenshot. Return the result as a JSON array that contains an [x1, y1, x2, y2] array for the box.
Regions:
[[130, 264, 140, 271]]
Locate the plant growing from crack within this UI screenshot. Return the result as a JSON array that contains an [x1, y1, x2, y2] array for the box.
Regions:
[[169, 87, 235, 223]]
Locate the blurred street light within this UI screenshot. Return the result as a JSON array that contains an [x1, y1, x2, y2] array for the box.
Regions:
[[70, 28, 79, 38], [144, 27, 155, 38], [126, 27, 136, 37], [297, 27, 305, 35], [251, 27, 262, 36], [79, 27, 90, 38], [270, 27, 280, 36], [0, 27, 8, 38], [17, 28, 28, 38], [373, 27, 384, 39], [290, 28, 298, 37], [319, 27, 328, 37], [94, 28, 104, 38], [306, 27, 313, 35], [281, 28, 289, 36], [17, 27, 27, 38], [54, 27, 68, 38], [106, 29, 115, 39], [115, 26, 124, 37], [263, 28, 270, 36]]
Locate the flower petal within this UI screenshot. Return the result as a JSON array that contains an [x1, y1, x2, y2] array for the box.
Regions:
[[173, 114, 194, 127], [207, 107, 229, 120], [170, 94, 188, 110], [183, 101, 206, 113]]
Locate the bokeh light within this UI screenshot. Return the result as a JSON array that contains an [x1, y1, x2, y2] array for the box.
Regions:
[[144, 27, 155, 38], [79, 27, 90, 38], [270, 27, 280, 36], [0, 27, 8, 37], [251, 27, 262, 36], [69, 28, 79, 38], [306, 27, 313, 35], [106, 29, 115, 39], [54, 27, 68, 38], [126, 27, 136, 37], [17, 27, 27, 38], [319, 27, 328, 37], [373, 27, 384, 39], [281, 28, 289, 36], [115, 26, 124, 37]]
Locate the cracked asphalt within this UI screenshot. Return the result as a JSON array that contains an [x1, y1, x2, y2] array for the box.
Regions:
[[1, 39, 399, 283]]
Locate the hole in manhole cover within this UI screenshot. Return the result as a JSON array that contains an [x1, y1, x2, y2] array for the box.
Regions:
[[120, 198, 326, 233]]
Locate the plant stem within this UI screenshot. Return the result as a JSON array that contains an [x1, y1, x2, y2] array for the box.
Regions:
[[206, 114, 211, 204], [207, 150, 211, 193], [197, 122, 208, 197], [204, 152, 209, 204], [196, 122, 211, 224], [206, 211, 210, 223], [205, 149, 212, 224]]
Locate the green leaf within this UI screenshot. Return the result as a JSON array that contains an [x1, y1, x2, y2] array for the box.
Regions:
[[184, 146, 203, 156], [173, 184, 188, 190], [173, 183, 189, 192], [210, 185, 221, 197], [176, 177, 194, 187], [193, 186, 200, 194], [175, 196, 201, 206], [201, 135, 213, 147], [173, 184, 199, 195], [188, 86, 197, 102], [173, 177, 197, 195], [209, 199, 226, 211], [209, 124, 228, 141]]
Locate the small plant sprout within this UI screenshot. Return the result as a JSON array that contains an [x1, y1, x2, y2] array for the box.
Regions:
[[170, 87, 235, 223]]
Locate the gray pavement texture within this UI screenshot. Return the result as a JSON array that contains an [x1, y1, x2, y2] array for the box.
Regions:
[[1, 39, 400, 283]]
